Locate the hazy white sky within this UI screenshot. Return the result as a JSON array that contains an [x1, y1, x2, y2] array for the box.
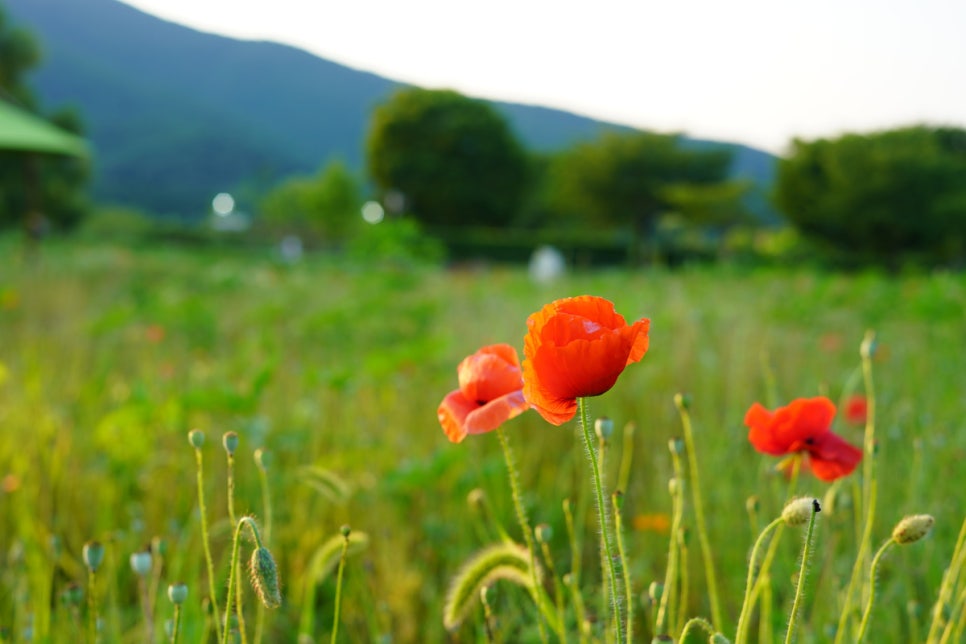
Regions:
[[120, 0, 966, 154]]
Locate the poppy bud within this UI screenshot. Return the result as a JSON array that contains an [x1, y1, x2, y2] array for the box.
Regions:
[[222, 431, 239, 456], [340, 524, 351, 538], [782, 497, 820, 527], [648, 581, 663, 603], [668, 437, 685, 455], [746, 495, 760, 514], [254, 448, 270, 471], [535, 524, 553, 544], [892, 514, 934, 545], [673, 392, 692, 411], [167, 583, 188, 605], [61, 583, 84, 606], [595, 417, 614, 441], [129, 550, 152, 577], [83, 541, 105, 572], [248, 546, 282, 609], [188, 429, 205, 449]]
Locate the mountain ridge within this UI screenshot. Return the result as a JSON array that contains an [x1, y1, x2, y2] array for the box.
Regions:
[[4, 0, 777, 219]]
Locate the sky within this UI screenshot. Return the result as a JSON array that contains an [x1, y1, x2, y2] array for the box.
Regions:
[[120, 0, 966, 154]]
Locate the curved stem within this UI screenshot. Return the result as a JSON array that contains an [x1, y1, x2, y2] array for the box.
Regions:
[[578, 398, 624, 643], [613, 493, 633, 643], [656, 448, 685, 636], [222, 518, 263, 644], [835, 332, 879, 644], [676, 396, 724, 630], [784, 503, 820, 644], [496, 426, 556, 641], [194, 448, 223, 643], [856, 539, 894, 642], [330, 533, 350, 644], [680, 616, 717, 640], [735, 517, 784, 644]]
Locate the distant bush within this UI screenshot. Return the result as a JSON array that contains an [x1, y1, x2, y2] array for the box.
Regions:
[[345, 217, 445, 266], [775, 125, 966, 267]]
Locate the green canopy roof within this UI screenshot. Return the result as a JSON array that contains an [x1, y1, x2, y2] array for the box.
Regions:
[[0, 99, 87, 157]]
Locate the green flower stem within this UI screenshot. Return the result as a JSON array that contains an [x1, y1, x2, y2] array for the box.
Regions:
[[254, 455, 273, 644], [617, 421, 635, 495], [87, 568, 98, 644], [194, 447, 223, 643], [676, 530, 690, 637], [735, 516, 784, 644], [330, 531, 350, 644], [656, 447, 685, 636], [835, 332, 879, 644], [675, 395, 724, 631], [784, 502, 820, 644], [612, 493, 633, 644], [222, 517, 264, 644], [856, 538, 895, 642], [538, 539, 568, 644], [225, 452, 248, 644], [927, 515, 966, 642], [680, 616, 716, 641], [495, 426, 557, 641], [170, 605, 182, 644], [563, 499, 589, 642], [578, 398, 624, 644]]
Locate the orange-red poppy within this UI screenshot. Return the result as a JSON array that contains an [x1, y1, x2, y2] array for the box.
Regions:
[[438, 344, 530, 443], [844, 394, 868, 426], [745, 397, 862, 482], [522, 295, 650, 425]]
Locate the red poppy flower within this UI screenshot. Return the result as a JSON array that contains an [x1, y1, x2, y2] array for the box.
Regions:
[[522, 295, 650, 425], [744, 397, 862, 482], [844, 394, 868, 426], [438, 344, 530, 443]]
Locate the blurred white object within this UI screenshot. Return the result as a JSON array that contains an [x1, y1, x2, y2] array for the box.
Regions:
[[529, 245, 566, 283], [279, 235, 303, 263]]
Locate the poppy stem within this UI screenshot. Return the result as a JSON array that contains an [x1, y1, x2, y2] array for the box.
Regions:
[[656, 441, 685, 637], [675, 394, 724, 631], [835, 331, 879, 644], [735, 516, 784, 644], [495, 426, 558, 642], [191, 437, 224, 643], [577, 397, 625, 644], [855, 538, 895, 642], [784, 500, 820, 644]]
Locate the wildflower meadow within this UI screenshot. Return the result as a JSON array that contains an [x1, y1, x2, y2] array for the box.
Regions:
[[1, 238, 965, 642]]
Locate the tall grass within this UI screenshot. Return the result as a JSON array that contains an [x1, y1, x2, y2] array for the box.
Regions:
[[0, 237, 963, 641]]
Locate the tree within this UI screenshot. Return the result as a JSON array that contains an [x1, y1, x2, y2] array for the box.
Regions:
[[366, 88, 529, 229], [540, 132, 737, 255], [775, 126, 966, 265], [258, 159, 362, 244], [0, 4, 90, 233]]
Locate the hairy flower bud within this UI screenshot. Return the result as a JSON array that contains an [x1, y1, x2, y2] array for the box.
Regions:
[[167, 582, 188, 605], [595, 417, 614, 441], [129, 550, 152, 577], [248, 547, 282, 609], [222, 431, 239, 456], [782, 497, 820, 527], [188, 429, 205, 449], [892, 514, 935, 545], [83, 541, 105, 572]]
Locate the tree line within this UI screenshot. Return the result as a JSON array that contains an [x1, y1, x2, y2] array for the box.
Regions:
[[2, 0, 964, 267]]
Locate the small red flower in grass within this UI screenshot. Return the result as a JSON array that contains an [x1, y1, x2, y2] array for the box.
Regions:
[[523, 295, 650, 425], [744, 396, 862, 482], [844, 394, 868, 426], [438, 344, 530, 443]]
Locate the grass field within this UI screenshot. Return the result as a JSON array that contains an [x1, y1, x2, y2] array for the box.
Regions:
[[1, 237, 964, 642]]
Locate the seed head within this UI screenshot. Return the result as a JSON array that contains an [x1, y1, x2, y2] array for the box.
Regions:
[[222, 431, 239, 456], [82, 541, 105, 572], [648, 581, 664, 603], [340, 524, 352, 538], [595, 417, 614, 441], [535, 523, 553, 544], [188, 429, 205, 449], [254, 448, 270, 471], [667, 437, 685, 455], [129, 550, 152, 577], [61, 583, 84, 606], [167, 582, 188, 605], [248, 546, 282, 609], [673, 392, 692, 411], [892, 514, 935, 545]]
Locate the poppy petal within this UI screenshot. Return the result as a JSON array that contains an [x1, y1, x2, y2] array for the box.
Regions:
[[746, 402, 786, 455], [437, 390, 477, 443], [807, 432, 863, 481], [459, 351, 524, 402], [464, 391, 530, 435]]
